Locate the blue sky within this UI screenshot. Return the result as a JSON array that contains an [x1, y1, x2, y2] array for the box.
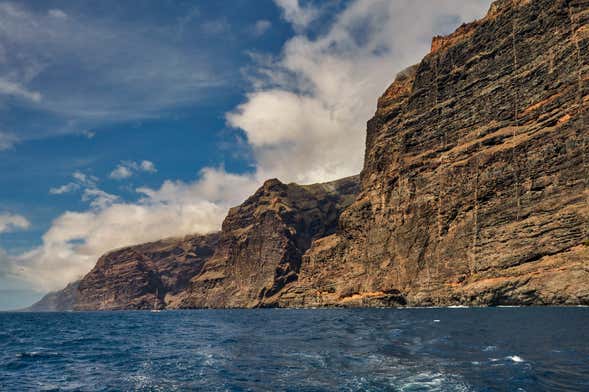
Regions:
[[0, 0, 492, 310]]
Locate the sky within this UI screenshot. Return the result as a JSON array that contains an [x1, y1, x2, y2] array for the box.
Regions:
[[0, 0, 493, 310]]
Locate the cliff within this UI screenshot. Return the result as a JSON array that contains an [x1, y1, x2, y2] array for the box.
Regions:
[[179, 176, 360, 308], [25, 281, 80, 312], [29, 176, 360, 311], [74, 233, 220, 310], [278, 0, 589, 307], [29, 0, 588, 311]]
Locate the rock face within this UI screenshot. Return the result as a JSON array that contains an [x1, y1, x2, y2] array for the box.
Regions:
[[179, 176, 360, 308], [25, 281, 80, 312], [278, 0, 589, 307], [74, 234, 219, 310]]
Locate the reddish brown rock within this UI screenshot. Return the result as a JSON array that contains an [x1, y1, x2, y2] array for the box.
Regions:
[[278, 0, 589, 307], [74, 233, 219, 310], [179, 176, 360, 308]]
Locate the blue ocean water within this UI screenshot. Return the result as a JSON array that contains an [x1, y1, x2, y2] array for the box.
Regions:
[[0, 308, 588, 391]]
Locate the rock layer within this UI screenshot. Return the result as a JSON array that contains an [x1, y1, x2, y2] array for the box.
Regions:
[[278, 0, 589, 307], [179, 176, 360, 308]]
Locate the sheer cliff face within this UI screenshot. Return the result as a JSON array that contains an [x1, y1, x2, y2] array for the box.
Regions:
[[179, 176, 360, 308], [74, 234, 219, 310], [280, 0, 589, 307]]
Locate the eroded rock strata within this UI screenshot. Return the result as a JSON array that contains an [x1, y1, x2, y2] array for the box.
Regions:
[[179, 176, 360, 308], [74, 233, 220, 310], [279, 0, 589, 307], [30, 0, 589, 311], [30, 176, 359, 311]]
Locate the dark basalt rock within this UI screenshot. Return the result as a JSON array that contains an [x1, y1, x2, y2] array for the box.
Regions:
[[278, 0, 589, 307], [179, 176, 360, 308]]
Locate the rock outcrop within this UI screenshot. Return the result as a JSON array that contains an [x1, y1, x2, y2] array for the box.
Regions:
[[179, 176, 360, 308], [74, 233, 220, 310], [278, 0, 589, 307]]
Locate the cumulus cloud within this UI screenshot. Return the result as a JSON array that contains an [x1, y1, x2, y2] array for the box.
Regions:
[[109, 166, 132, 180], [252, 20, 272, 36], [229, 0, 491, 184], [0, 213, 30, 233], [109, 160, 157, 180], [273, 0, 318, 31], [8, 168, 258, 291]]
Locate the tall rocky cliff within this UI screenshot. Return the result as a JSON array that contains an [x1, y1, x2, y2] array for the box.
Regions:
[[180, 176, 360, 308], [279, 0, 589, 307], [74, 233, 220, 310], [30, 0, 588, 311]]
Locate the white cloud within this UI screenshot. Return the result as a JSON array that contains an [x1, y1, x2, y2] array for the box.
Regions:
[[110, 160, 157, 180], [50, 170, 97, 195], [252, 20, 272, 36], [0, 78, 41, 102], [49, 183, 80, 195], [0, 213, 30, 233], [228, 0, 491, 184], [0, 132, 18, 150], [109, 165, 133, 180], [72, 171, 97, 187], [273, 0, 318, 31], [82, 188, 119, 210], [48, 9, 67, 19], [140, 160, 157, 173], [8, 168, 259, 291]]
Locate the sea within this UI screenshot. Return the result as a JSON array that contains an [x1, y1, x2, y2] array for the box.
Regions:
[[0, 308, 588, 391]]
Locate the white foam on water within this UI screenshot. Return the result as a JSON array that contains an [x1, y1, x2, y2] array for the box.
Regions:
[[396, 371, 471, 392], [506, 355, 525, 363]]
